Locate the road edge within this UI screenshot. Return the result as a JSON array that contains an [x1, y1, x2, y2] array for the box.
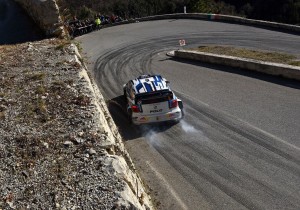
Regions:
[[173, 50, 300, 81], [104, 13, 300, 35], [71, 44, 153, 209]]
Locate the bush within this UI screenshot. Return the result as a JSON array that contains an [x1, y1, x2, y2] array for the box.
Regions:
[[77, 5, 96, 19]]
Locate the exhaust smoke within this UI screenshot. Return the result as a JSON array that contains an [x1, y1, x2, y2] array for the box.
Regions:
[[141, 125, 163, 147], [180, 120, 198, 133]]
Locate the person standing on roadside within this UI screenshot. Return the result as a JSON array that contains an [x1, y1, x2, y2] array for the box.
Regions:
[[95, 16, 101, 30]]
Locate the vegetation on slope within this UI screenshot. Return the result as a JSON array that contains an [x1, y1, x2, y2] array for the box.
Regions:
[[193, 46, 300, 66], [57, 0, 300, 25]]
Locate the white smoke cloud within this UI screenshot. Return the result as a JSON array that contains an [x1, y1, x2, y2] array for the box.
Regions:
[[140, 120, 206, 147], [140, 125, 164, 148], [180, 120, 198, 133]]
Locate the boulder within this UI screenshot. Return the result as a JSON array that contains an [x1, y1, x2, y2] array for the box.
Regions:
[[14, 0, 64, 37]]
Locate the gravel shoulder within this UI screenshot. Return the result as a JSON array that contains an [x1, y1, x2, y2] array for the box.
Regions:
[[0, 39, 152, 210]]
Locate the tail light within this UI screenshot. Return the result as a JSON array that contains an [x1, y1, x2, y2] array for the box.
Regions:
[[169, 99, 178, 109], [131, 105, 140, 113]]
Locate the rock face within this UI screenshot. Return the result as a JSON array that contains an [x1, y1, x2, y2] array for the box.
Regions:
[[0, 39, 152, 209], [14, 0, 64, 37]]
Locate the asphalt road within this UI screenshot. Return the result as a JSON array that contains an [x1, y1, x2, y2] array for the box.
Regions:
[[78, 19, 300, 210]]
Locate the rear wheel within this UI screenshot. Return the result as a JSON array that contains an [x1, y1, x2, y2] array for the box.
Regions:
[[181, 108, 185, 118], [123, 89, 127, 102]]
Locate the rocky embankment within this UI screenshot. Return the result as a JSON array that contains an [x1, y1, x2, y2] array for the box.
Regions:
[[15, 0, 64, 37], [0, 39, 151, 209]]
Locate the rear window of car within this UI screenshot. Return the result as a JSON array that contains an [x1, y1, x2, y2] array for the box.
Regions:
[[136, 91, 173, 105]]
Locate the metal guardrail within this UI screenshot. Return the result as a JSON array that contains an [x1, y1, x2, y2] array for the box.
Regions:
[[107, 13, 300, 34], [102, 13, 300, 81]]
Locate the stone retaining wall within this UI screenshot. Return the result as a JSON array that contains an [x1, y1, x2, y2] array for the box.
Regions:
[[14, 0, 64, 36]]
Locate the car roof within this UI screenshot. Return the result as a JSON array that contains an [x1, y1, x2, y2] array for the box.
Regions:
[[131, 75, 170, 94]]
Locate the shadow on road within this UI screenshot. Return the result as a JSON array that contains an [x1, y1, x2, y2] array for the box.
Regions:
[[0, 0, 44, 45], [170, 57, 300, 90], [107, 95, 175, 141]]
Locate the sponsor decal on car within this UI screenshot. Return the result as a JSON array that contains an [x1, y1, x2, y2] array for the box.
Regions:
[[139, 117, 148, 122], [124, 74, 183, 125]]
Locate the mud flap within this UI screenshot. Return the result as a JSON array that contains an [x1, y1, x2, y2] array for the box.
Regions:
[[178, 100, 183, 109]]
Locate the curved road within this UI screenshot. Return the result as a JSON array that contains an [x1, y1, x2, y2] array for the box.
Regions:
[[78, 19, 300, 210]]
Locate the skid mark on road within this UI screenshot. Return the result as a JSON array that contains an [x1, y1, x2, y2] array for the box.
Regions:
[[175, 89, 300, 153]]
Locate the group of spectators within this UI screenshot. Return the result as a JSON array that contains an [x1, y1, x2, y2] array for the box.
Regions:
[[66, 14, 125, 38]]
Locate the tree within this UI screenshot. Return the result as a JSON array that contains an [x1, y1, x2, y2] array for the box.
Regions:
[[240, 3, 253, 17], [191, 0, 236, 15], [77, 5, 96, 19], [56, 0, 300, 24]]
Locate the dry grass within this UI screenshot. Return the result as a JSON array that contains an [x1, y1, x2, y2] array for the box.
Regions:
[[55, 39, 72, 50], [289, 60, 300, 66], [26, 72, 46, 81], [193, 46, 300, 66], [0, 112, 5, 120], [36, 85, 46, 95]]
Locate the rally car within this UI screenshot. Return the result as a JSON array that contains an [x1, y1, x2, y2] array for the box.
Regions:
[[123, 74, 183, 125]]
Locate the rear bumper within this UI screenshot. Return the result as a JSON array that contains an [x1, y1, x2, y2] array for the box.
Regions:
[[131, 109, 183, 125]]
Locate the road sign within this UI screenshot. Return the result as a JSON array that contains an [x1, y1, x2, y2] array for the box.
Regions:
[[179, 39, 186, 46]]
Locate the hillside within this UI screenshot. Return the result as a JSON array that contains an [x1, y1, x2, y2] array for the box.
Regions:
[[0, 39, 151, 209], [57, 0, 300, 25]]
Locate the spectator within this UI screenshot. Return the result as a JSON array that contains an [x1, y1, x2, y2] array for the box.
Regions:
[[65, 13, 125, 38], [110, 14, 116, 23], [100, 14, 105, 23], [95, 16, 101, 30]]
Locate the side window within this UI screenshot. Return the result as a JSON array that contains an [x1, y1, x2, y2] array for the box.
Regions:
[[128, 83, 134, 100], [126, 83, 130, 95], [126, 83, 130, 96]]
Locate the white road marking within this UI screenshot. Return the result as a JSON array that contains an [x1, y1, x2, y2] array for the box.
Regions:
[[146, 161, 189, 210]]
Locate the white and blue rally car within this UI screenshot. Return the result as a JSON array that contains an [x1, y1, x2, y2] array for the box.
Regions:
[[123, 74, 183, 125]]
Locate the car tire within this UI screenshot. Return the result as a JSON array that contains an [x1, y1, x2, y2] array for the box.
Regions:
[[123, 89, 127, 102], [181, 108, 185, 118]]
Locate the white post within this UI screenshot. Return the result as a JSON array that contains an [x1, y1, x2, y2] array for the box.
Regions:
[[184, 6, 187, 14]]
